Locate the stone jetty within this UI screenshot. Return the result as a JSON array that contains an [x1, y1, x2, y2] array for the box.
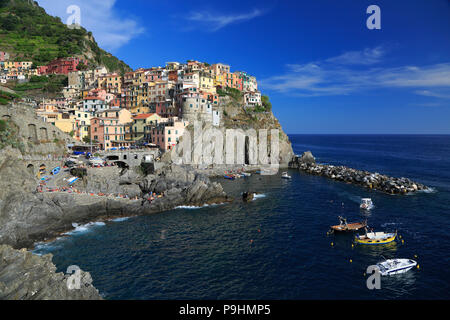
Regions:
[[289, 152, 429, 195]]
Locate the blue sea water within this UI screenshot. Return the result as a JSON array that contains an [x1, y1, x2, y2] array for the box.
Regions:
[[33, 135, 450, 300]]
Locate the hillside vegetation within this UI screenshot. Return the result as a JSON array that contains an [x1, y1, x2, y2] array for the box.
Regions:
[[0, 0, 131, 73]]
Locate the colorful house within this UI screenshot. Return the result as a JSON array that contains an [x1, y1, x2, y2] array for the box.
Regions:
[[131, 113, 162, 141], [150, 118, 189, 151], [44, 57, 86, 75]]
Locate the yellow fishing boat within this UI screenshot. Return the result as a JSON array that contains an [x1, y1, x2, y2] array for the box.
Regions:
[[355, 231, 397, 245]]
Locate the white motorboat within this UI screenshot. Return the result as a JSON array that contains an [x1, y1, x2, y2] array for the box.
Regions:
[[241, 172, 251, 177], [360, 198, 374, 210], [375, 258, 417, 276], [281, 172, 292, 179]]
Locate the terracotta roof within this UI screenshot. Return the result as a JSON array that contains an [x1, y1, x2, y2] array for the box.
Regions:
[[133, 113, 156, 120]]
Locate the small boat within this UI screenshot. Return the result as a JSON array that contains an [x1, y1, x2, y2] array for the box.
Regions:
[[241, 172, 251, 177], [224, 175, 235, 180], [242, 191, 255, 202], [281, 172, 292, 179], [67, 177, 79, 185], [375, 257, 417, 276], [330, 217, 367, 232], [360, 198, 374, 210], [355, 231, 397, 245]]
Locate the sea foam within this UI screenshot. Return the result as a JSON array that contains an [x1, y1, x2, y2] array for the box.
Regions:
[[67, 221, 106, 235]]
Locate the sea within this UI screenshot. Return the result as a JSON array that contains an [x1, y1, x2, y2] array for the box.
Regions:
[[33, 135, 450, 300]]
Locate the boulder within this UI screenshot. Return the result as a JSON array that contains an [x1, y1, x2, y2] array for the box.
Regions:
[[299, 151, 316, 165]]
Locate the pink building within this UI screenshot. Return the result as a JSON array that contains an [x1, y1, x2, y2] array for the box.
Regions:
[[90, 117, 105, 148], [0, 51, 9, 62], [151, 118, 189, 151]]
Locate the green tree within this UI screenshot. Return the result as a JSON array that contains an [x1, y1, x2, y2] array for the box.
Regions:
[[82, 135, 91, 144], [76, 61, 88, 71], [261, 95, 272, 112], [1, 14, 19, 31]]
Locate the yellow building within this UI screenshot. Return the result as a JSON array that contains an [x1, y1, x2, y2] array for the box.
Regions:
[[20, 61, 33, 70], [214, 72, 226, 88], [54, 113, 76, 135], [131, 105, 151, 115], [4, 61, 15, 70], [98, 73, 122, 94], [199, 72, 216, 94], [74, 111, 92, 141], [131, 113, 162, 141]]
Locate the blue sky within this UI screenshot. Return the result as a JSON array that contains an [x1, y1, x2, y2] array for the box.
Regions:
[[39, 0, 450, 134]]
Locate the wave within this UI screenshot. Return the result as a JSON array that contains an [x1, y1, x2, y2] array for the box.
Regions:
[[66, 221, 106, 235], [175, 204, 211, 210], [418, 187, 437, 194], [381, 222, 403, 228], [33, 241, 63, 254], [253, 194, 267, 200], [111, 217, 130, 222], [33, 221, 108, 254], [176, 203, 226, 210]]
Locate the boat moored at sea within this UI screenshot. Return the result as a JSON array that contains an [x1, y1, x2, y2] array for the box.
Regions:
[[375, 258, 417, 276], [281, 172, 292, 179], [355, 231, 397, 245], [330, 216, 367, 232], [360, 198, 374, 210]]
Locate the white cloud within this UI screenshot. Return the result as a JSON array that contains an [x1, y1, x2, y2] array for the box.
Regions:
[[326, 46, 385, 65], [38, 0, 144, 51], [260, 47, 450, 98], [414, 90, 450, 99], [185, 9, 264, 32]]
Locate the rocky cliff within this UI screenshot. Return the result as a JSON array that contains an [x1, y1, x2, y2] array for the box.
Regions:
[[0, 245, 102, 300], [165, 95, 294, 172]]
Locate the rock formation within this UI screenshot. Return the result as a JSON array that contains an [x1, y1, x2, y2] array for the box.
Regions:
[[0, 245, 102, 300], [164, 96, 294, 171]]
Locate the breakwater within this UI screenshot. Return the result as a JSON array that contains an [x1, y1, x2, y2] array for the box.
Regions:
[[290, 152, 429, 194]]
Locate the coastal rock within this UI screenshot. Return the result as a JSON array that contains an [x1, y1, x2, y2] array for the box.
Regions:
[[289, 151, 316, 168], [79, 166, 143, 197], [141, 164, 228, 207], [0, 244, 102, 300], [299, 151, 316, 165]]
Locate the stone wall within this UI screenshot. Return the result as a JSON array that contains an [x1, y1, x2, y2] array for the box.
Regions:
[[0, 103, 76, 146]]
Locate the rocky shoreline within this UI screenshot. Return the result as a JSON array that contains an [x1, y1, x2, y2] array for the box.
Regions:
[[290, 151, 430, 194], [0, 163, 230, 250], [0, 244, 102, 300]]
